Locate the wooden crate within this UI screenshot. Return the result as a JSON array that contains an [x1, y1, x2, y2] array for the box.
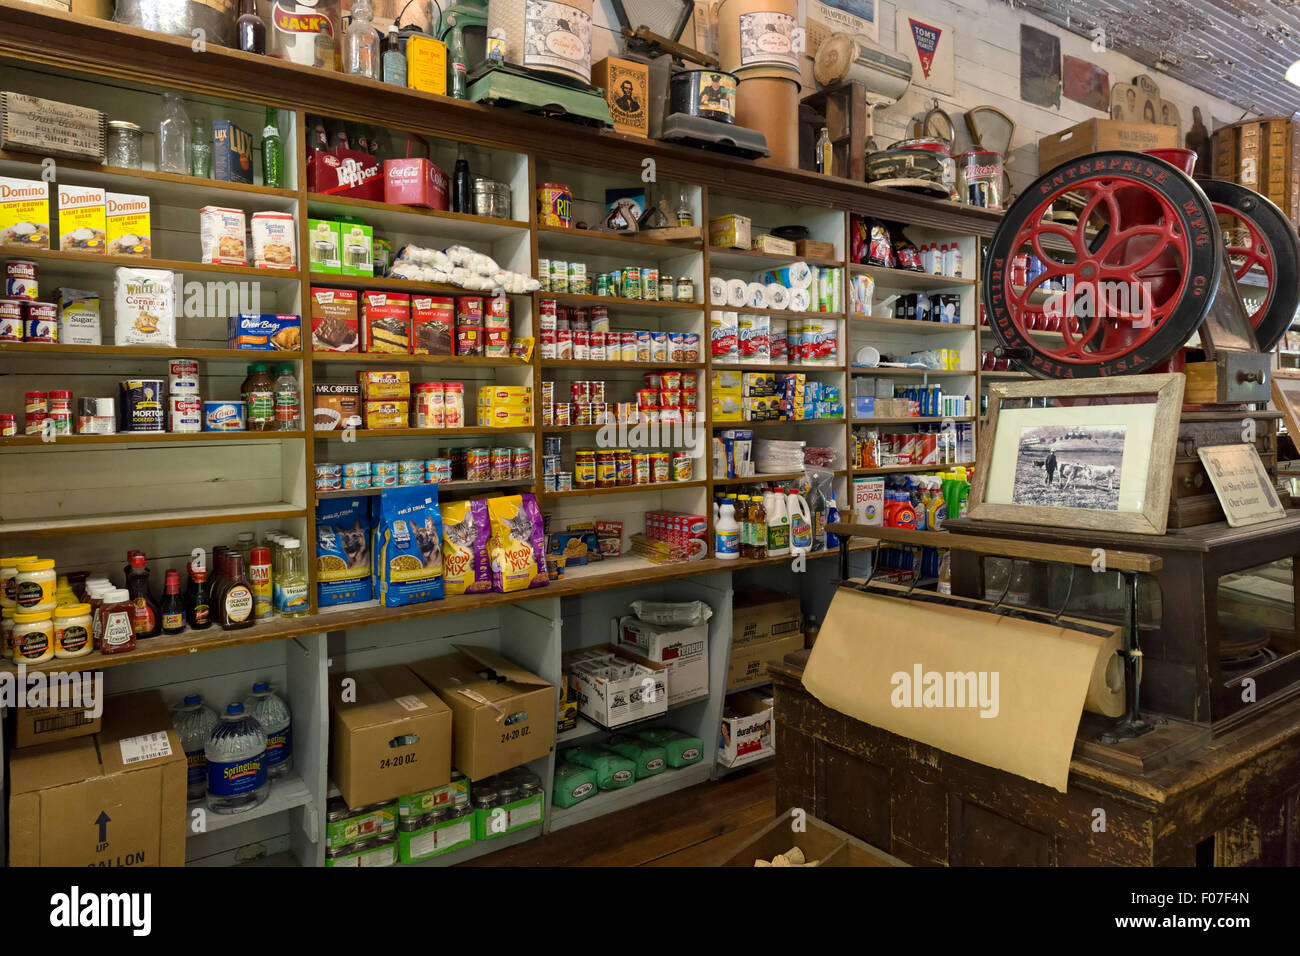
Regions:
[[1037, 119, 1178, 172], [1211, 117, 1300, 226]]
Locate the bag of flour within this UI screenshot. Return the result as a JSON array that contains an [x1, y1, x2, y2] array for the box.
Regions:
[[114, 267, 177, 347]]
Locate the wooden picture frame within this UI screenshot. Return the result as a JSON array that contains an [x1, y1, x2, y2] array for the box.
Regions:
[[969, 373, 1185, 535]]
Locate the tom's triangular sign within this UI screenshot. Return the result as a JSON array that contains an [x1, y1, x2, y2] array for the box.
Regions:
[[909, 18, 942, 80]]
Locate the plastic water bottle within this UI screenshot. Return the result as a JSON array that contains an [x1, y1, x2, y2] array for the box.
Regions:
[[172, 694, 218, 802], [205, 702, 268, 814], [245, 681, 293, 779]]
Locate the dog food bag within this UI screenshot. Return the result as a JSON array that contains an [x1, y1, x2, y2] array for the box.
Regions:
[[552, 762, 598, 808], [564, 746, 636, 790], [634, 728, 704, 767], [315, 497, 373, 607], [440, 498, 491, 596], [605, 733, 668, 779], [487, 493, 548, 592], [375, 485, 445, 607], [113, 267, 176, 347]]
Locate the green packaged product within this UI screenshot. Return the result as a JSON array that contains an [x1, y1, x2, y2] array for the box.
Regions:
[[634, 728, 704, 767], [564, 746, 636, 790], [605, 733, 668, 779], [552, 762, 599, 808]]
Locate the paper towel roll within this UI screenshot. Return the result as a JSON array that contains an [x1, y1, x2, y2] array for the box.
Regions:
[[789, 287, 811, 312], [764, 261, 813, 289], [1082, 625, 1125, 718], [766, 284, 790, 310], [727, 278, 748, 308], [710, 275, 728, 306], [747, 281, 768, 309]]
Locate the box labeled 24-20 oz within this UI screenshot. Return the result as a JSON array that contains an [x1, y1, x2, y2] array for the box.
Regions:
[[329, 664, 452, 809]]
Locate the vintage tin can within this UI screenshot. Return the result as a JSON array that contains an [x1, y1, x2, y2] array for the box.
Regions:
[[615, 448, 633, 486]]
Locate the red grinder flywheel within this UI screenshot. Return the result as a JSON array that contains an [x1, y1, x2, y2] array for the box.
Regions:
[[983, 150, 1300, 378]]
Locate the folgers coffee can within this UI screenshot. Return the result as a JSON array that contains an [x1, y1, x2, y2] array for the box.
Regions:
[[169, 394, 202, 432], [119, 379, 165, 432]]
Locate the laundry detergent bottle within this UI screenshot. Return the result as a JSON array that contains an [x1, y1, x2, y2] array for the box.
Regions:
[[766, 488, 790, 558]]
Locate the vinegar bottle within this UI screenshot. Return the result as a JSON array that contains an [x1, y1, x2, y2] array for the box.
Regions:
[[749, 493, 767, 560]]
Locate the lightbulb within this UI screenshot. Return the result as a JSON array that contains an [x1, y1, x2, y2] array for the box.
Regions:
[[1287, 59, 1300, 86]]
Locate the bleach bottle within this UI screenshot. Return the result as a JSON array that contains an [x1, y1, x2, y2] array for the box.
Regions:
[[788, 487, 812, 556], [766, 488, 790, 558], [715, 502, 740, 560]]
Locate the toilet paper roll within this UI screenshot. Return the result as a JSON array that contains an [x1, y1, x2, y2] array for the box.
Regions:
[[766, 283, 790, 310], [763, 261, 814, 289], [726, 278, 748, 308], [789, 287, 811, 312], [746, 281, 768, 309], [710, 275, 728, 306]]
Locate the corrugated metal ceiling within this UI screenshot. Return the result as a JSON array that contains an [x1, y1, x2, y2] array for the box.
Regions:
[[1006, 0, 1300, 117]]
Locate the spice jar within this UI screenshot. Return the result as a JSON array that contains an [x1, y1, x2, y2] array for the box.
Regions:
[[97, 588, 137, 654], [54, 603, 93, 659], [107, 120, 144, 169], [14, 558, 56, 613], [12, 609, 54, 664]]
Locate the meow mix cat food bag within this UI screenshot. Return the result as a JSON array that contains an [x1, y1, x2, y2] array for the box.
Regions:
[[315, 497, 373, 607], [375, 485, 445, 607], [441, 498, 491, 596], [487, 493, 548, 592]]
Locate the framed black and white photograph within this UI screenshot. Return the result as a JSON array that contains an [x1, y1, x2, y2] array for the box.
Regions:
[[970, 374, 1184, 535]]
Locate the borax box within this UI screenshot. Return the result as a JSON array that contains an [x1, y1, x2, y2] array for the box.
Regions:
[[57, 184, 106, 252], [0, 175, 50, 249], [105, 192, 151, 257]]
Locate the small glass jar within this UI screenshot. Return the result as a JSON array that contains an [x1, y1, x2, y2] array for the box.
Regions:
[[14, 558, 56, 614], [12, 609, 54, 664], [676, 276, 694, 303], [107, 120, 143, 169], [54, 603, 93, 659]]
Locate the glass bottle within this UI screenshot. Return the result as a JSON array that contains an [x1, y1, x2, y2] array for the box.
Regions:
[[160, 570, 186, 635], [382, 24, 407, 86], [448, 22, 468, 99], [452, 144, 471, 214], [237, 0, 266, 54], [189, 117, 211, 178], [217, 554, 254, 631], [187, 566, 212, 631], [261, 109, 284, 189], [126, 552, 161, 639], [158, 93, 191, 175], [345, 0, 380, 80], [675, 190, 693, 227], [816, 127, 832, 176]]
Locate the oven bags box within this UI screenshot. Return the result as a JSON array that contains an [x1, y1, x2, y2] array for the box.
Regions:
[[374, 485, 444, 607], [315, 497, 373, 607]]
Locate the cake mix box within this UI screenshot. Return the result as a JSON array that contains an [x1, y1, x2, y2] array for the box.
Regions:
[[310, 287, 359, 352], [57, 185, 105, 253], [0, 176, 50, 249], [362, 291, 410, 353], [411, 295, 454, 355], [105, 192, 150, 257]]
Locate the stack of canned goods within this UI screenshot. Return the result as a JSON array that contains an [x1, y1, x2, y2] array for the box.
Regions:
[[471, 767, 545, 811], [540, 374, 701, 430], [21, 389, 74, 436], [543, 441, 691, 491], [538, 299, 701, 363], [315, 449, 531, 493], [537, 259, 695, 303], [400, 789, 473, 833]]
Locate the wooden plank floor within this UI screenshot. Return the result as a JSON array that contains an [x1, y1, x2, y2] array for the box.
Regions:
[[462, 764, 776, 866]]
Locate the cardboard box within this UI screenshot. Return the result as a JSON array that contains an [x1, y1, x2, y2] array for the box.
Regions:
[[721, 811, 908, 866], [751, 233, 795, 256], [384, 154, 450, 210], [213, 120, 254, 185], [718, 690, 774, 766], [8, 690, 185, 866], [227, 312, 302, 351], [852, 476, 885, 525], [709, 213, 751, 249], [564, 644, 668, 729], [307, 219, 341, 273], [732, 589, 802, 650], [406, 34, 448, 95], [408, 645, 556, 780], [796, 238, 836, 260], [362, 290, 410, 353], [104, 192, 150, 257], [339, 220, 374, 276], [0, 175, 49, 250], [593, 57, 650, 137], [726, 630, 804, 690], [474, 790, 544, 840], [328, 664, 452, 809], [1037, 119, 1178, 172], [13, 703, 102, 749], [615, 617, 710, 706], [57, 183, 105, 252]]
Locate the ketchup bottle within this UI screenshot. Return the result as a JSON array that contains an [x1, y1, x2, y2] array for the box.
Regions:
[[126, 553, 161, 639]]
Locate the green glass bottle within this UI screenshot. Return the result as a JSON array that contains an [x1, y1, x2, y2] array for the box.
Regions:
[[261, 107, 284, 188]]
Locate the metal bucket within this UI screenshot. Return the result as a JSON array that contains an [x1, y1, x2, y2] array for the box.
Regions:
[[114, 0, 237, 48]]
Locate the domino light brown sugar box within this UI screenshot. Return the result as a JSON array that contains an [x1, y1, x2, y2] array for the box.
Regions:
[[0, 176, 50, 249]]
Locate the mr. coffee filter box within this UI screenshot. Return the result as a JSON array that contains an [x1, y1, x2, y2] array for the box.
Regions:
[[57, 184, 106, 252], [0, 176, 50, 249], [105, 192, 151, 257]]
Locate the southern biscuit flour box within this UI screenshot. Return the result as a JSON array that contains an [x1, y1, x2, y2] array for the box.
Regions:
[[0, 176, 50, 249], [57, 184, 106, 252], [105, 192, 151, 257]]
